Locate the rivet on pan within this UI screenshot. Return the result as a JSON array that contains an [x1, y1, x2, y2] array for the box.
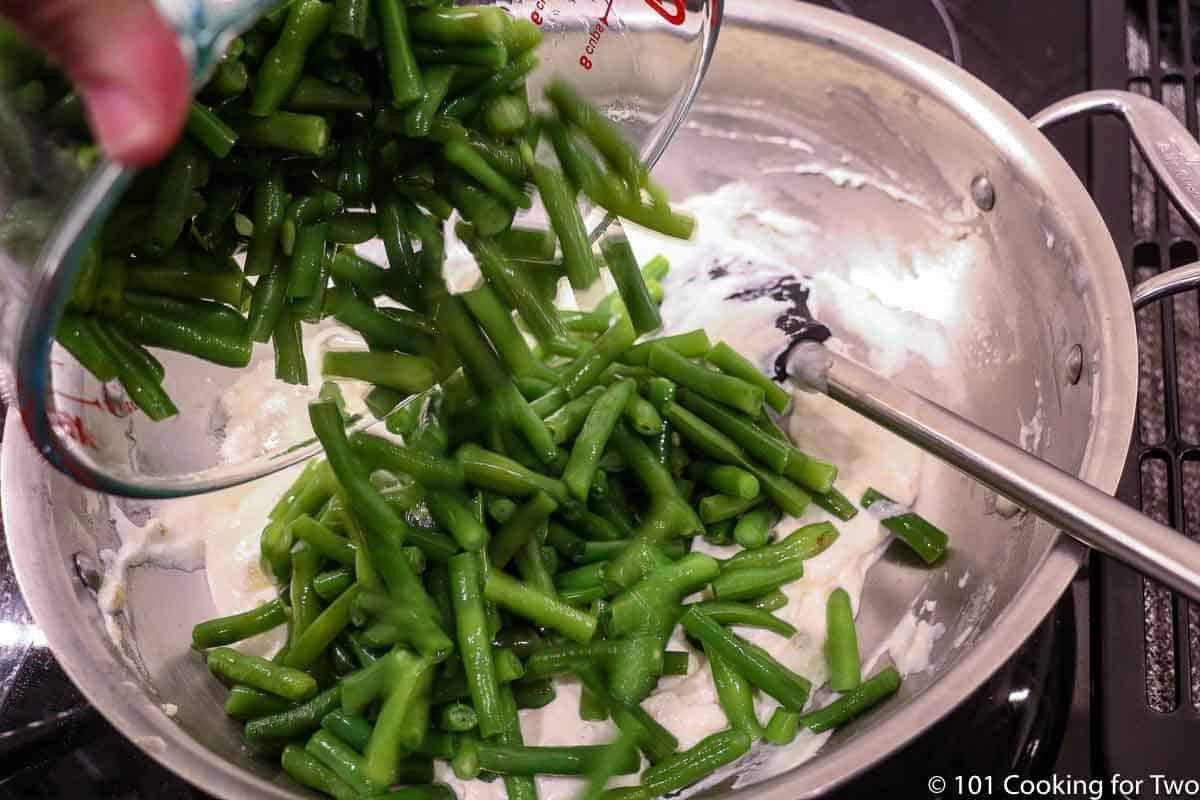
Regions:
[[971, 175, 996, 211], [1065, 345, 1084, 385], [73, 553, 102, 592]]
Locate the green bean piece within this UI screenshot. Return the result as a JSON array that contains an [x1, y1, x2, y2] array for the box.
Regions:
[[400, 64, 456, 137], [282, 583, 361, 671], [238, 112, 330, 155], [489, 492, 558, 569], [425, 489, 488, 551], [574, 664, 678, 764], [193, 599, 287, 649], [688, 601, 796, 638], [457, 443, 569, 503], [475, 743, 641, 776], [57, 312, 118, 382], [413, 42, 507, 67], [308, 729, 385, 797], [601, 232, 662, 334], [187, 101, 239, 157], [434, 701, 477, 732], [532, 162, 598, 289], [724, 522, 839, 573], [327, 287, 435, 353], [648, 346, 764, 417], [608, 553, 720, 637], [446, 141, 530, 209], [686, 462, 760, 500], [733, 505, 779, 550], [287, 75, 373, 113], [290, 542, 324, 644], [322, 351, 437, 393], [861, 488, 949, 565], [206, 59, 251, 99], [282, 744, 359, 800], [124, 264, 245, 308], [251, 0, 334, 116], [498, 226, 556, 262], [410, 6, 509, 43], [207, 648, 317, 701], [332, 0, 371, 39], [699, 494, 763, 526], [513, 678, 556, 709], [545, 79, 642, 188], [641, 729, 753, 797], [245, 686, 342, 744], [245, 165, 288, 276], [376, 0, 425, 105], [286, 222, 329, 298], [704, 342, 790, 414], [482, 93, 530, 138], [813, 487, 859, 521], [763, 707, 801, 746], [680, 608, 811, 710], [565, 380, 636, 502], [675, 390, 789, 472], [225, 685, 295, 720], [463, 286, 553, 383], [467, 234, 564, 342], [350, 432, 465, 489], [560, 316, 637, 399], [608, 634, 670, 705], [826, 587, 861, 692], [146, 141, 207, 256], [312, 568, 355, 602], [706, 645, 765, 739], [89, 322, 178, 420], [321, 709, 373, 752], [750, 590, 789, 613], [544, 386, 604, 444], [798, 667, 902, 732], [558, 309, 610, 334], [273, 309, 308, 385], [291, 515, 356, 566], [712, 561, 804, 602], [578, 539, 685, 565], [365, 651, 437, 787], [449, 552, 504, 738], [484, 569, 598, 643]]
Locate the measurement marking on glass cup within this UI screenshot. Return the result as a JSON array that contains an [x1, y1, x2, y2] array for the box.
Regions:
[[578, 0, 688, 70], [579, 0, 615, 70]]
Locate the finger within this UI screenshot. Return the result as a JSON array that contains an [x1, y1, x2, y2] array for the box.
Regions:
[[2, 0, 190, 166]]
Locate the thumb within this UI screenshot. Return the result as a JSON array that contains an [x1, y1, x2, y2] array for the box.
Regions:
[[2, 0, 190, 167]]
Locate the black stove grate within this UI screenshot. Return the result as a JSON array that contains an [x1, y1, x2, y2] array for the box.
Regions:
[[1092, 0, 1200, 777]]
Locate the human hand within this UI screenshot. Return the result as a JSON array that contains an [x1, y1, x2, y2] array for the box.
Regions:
[[0, 0, 190, 166]]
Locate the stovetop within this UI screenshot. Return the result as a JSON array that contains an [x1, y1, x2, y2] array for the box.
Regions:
[[0, 0, 1150, 797]]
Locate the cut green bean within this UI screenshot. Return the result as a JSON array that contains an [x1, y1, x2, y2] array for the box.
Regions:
[[449, 552, 504, 738], [711, 561, 804, 601], [532, 162, 597, 289], [323, 351, 437, 393], [193, 599, 287, 649], [764, 708, 801, 746], [706, 341, 790, 414], [282, 744, 359, 800], [565, 380, 636, 502], [376, 0, 425, 106], [226, 685, 295, 720], [489, 492, 558, 569], [797, 667, 901, 732], [826, 587, 861, 692], [641, 729, 752, 797], [251, 0, 334, 116], [687, 462, 759, 500], [862, 488, 949, 565], [207, 648, 317, 702], [484, 569, 597, 643], [706, 645, 764, 740], [648, 346, 764, 417], [687, 601, 796, 638]]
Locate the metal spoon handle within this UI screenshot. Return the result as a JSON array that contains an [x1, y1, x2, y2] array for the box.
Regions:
[[794, 345, 1200, 602]]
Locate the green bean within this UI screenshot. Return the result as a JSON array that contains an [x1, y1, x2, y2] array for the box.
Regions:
[[410, 7, 510, 43], [686, 462, 759, 500], [699, 494, 763, 526], [110, 303, 251, 369], [308, 729, 384, 797], [555, 561, 608, 593], [449, 552, 504, 738], [226, 685, 295, 719], [733, 505, 779, 550], [609, 422, 683, 504], [401, 64, 456, 137], [687, 601, 796, 638], [763, 708, 801, 746], [245, 686, 342, 743], [826, 587, 861, 692], [282, 583, 361, 671], [446, 141, 529, 209], [705, 342, 790, 414], [798, 667, 901, 732], [608, 553, 720, 637], [350, 432, 465, 489], [813, 487, 859, 521], [457, 443, 569, 503], [711, 561, 804, 602], [90, 321, 176, 419], [375, 0, 425, 105], [475, 744, 641, 776], [565, 380, 635, 502], [273, 309, 308, 385], [498, 226, 556, 263], [341, 653, 393, 714], [286, 222, 329, 298], [546, 522, 587, 560], [193, 599, 287, 649], [466, 234, 563, 342], [484, 569, 598, 643], [600, 232, 661, 334], [532, 162, 597, 289], [462, 283, 556, 383], [322, 351, 437, 393], [291, 515, 356, 566], [282, 744, 359, 800], [785, 452, 839, 495], [642, 729, 752, 796], [728, 522, 841, 574], [290, 543, 323, 643], [93, 257, 126, 316], [544, 386, 604, 444], [707, 645, 764, 739], [558, 309, 610, 334], [326, 215, 377, 248], [332, 0, 371, 40], [206, 60, 251, 99], [328, 288, 435, 353], [561, 316, 637, 398], [578, 539, 685, 565], [680, 608, 811, 710], [124, 265, 244, 308], [187, 100, 239, 157], [751, 590, 789, 613], [146, 141, 207, 256], [238, 111, 330, 155], [575, 664, 678, 764], [489, 492, 558, 569], [207, 648, 317, 701], [648, 346, 764, 417], [513, 678, 557, 709], [57, 312, 118, 382], [861, 488, 949, 565], [251, 0, 334, 116], [245, 165, 288, 276], [483, 93, 530, 138], [365, 652, 436, 787], [414, 42, 507, 67], [675, 390, 790, 472], [119, 291, 245, 337], [287, 75, 373, 113], [426, 489, 488, 551], [322, 709, 374, 752], [608, 634, 670, 705]]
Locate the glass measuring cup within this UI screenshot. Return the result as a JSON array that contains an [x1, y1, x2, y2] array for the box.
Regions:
[[0, 0, 721, 498]]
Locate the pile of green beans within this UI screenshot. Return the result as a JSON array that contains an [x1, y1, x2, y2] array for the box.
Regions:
[[10, 0, 698, 421], [188, 238, 933, 798]]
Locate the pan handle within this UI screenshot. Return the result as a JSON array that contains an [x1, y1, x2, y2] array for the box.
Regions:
[[1033, 89, 1200, 307]]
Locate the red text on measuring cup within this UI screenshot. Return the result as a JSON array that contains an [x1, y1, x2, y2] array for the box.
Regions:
[[644, 0, 686, 25], [577, 0, 685, 70]]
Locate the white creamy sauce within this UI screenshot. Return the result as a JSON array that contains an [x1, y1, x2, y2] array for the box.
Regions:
[[96, 179, 972, 791]]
